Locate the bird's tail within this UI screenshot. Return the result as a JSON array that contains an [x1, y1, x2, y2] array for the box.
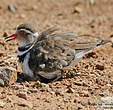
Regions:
[[65, 40, 110, 69]]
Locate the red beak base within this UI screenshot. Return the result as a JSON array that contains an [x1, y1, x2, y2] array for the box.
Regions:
[[5, 34, 16, 42]]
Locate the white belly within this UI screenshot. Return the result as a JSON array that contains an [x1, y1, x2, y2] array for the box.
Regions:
[[20, 52, 34, 77]]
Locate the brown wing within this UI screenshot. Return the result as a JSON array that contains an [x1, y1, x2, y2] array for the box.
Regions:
[[28, 27, 108, 80]]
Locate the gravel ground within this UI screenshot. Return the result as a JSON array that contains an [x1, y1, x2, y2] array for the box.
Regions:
[[0, 0, 113, 110]]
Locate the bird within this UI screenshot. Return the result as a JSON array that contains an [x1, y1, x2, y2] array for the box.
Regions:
[[5, 23, 110, 82]]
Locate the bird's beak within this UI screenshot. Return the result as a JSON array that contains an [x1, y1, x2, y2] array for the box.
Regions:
[[5, 34, 16, 42]]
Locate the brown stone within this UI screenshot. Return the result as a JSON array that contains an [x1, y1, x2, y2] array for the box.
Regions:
[[0, 100, 5, 108], [96, 64, 104, 70], [3, 32, 8, 37], [17, 91, 27, 100], [67, 88, 75, 93]]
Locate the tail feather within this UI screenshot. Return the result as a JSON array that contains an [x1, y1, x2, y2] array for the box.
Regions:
[[75, 40, 110, 59], [65, 40, 110, 69]]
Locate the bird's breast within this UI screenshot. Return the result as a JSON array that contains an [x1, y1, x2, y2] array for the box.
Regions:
[[18, 51, 34, 77]]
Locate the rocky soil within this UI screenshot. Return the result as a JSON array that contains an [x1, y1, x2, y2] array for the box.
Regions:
[[0, 0, 113, 110]]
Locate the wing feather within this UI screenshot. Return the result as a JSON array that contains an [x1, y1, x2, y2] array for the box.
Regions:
[[28, 27, 109, 80]]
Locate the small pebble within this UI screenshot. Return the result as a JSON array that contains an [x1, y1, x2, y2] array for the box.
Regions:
[[7, 97, 12, 103], [17, 91, 27, 100], [106, 84, 112, 87], [18, 88, 29, 94], [32, 5, 37, 10], [72, 7, 82, 14], [8, 92, 13, 95], [76, 72, 81, 76], [49, 91, 55, 95], [3, 32, 8, 37], [0, 100, 5, 108], [40, 83, 50, 91], [96, 64, 104, 70], [29, 89, 38, 93], [73, 81, 82, 86], [33, 81, 41, 88], [83, 91, 89, 97], [57, 10, 64, 16], [19, 14, 26, 18], [99, 92, 104, 96], [32, 106, 38, 110], [55, 90, 64, 96], [67, 88, 75, 93], [0, 79, 4, 86], [75, 94, 79, 97], [8, 5, 16, 13], [12, 84, 23, 90]]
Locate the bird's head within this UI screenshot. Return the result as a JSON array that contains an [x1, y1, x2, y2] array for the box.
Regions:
[[5, 23, 39, 46]]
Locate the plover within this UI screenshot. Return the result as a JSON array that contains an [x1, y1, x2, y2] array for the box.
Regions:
[[5, 23, 110, 82]]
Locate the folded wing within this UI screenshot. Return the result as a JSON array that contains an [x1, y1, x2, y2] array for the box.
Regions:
[[28, 27, 109, 81]]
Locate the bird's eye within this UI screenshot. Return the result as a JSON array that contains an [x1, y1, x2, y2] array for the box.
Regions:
[[19, 30, 26, 36]]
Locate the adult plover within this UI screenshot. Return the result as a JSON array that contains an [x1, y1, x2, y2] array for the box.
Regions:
[[5, 23, 110, 82]]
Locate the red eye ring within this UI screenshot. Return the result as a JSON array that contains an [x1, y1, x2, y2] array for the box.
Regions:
[[19, 30, 26, 36]]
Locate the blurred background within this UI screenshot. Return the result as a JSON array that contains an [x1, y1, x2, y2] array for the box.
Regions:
[[0, 0, 113, 35]]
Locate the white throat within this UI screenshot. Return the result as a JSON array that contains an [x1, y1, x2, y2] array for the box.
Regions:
[[17, 48, 30, 56]]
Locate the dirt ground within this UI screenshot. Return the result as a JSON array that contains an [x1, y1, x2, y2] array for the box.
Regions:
[[0, 0, 113, 110]]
